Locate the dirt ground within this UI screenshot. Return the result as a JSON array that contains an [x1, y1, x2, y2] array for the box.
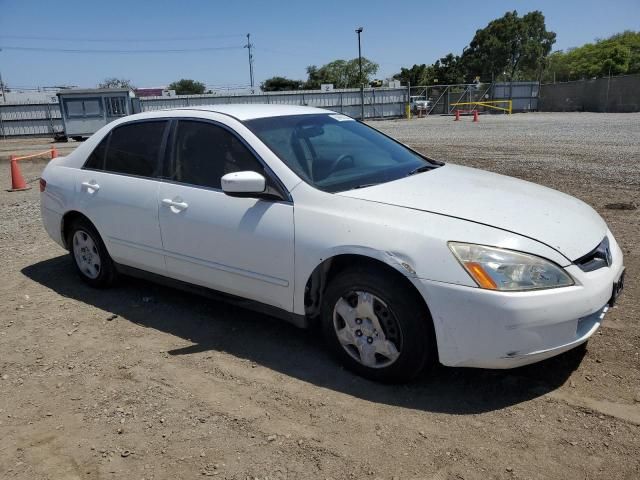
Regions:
[[1, 113, 639, 480]]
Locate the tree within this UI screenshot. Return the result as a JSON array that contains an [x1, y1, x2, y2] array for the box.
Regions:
[[544, 51, 571, 82], [541, 30, 640, 82], [393, 56, 465, 87], [305, 65, 322, 89], [393, 10, 555, 84], [305, 60, 350, 88], [393, 64, 434, 86], [432, 54, 466, 84], [615, 30, 640, 74], [261, 76, 303, 92], [304, 57, 379, 89], [98, 78, 135, 89], [462, 10, 556, 81], [168, 79, 206, 95]]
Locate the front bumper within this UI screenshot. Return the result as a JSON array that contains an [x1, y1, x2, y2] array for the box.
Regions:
[[416, 233, 624, 369]]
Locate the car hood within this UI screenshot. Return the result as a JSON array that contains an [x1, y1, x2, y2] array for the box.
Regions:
[[339, 164, 606, 261]]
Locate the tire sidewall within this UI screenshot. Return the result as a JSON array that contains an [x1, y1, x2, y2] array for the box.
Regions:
[[67, 219, 115, 288], [321, 268, 434, 383]]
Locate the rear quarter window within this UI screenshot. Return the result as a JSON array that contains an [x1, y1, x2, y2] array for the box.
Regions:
[[84, 134, 109, 170]]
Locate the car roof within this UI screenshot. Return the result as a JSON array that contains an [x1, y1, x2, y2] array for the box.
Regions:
[[174, 104, 334, 121]]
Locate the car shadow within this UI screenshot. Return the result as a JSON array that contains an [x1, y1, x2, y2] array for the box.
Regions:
[[22, 255, 587, 415]]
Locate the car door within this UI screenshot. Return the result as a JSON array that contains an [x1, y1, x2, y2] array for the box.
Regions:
[[157, 119, 295, 311], [77, 120, 169, 275]]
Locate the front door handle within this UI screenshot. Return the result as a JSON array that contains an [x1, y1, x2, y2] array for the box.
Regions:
[[81, 181, 100, 192], [161, 198, 189, 211]]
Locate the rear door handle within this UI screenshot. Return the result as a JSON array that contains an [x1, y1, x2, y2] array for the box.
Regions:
[[81, 181, 100, 192], [161, 198, 189, 210]]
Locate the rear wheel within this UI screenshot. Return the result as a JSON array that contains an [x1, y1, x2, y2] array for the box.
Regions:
[[67, 218, 116, 288], [321, 267, 435, 383]]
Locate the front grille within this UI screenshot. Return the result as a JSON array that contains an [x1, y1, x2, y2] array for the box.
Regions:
[[574, 236, 612, 272]]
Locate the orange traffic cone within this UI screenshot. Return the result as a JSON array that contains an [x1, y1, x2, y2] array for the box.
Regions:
[[454, 110, 460, 121], [9, 155, 31, 191], [473, 110, 479, 122], [50, 146, 58, 159]]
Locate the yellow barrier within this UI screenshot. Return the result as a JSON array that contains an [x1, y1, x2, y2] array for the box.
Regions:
[[450, 100, 512, 114]]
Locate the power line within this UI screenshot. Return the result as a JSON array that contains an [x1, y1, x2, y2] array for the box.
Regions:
[[205, 83, 252, 88], [255, 46, 315, 57], [0, 45, 244, 54], [0, 33, 245, 42], [6, 83, 254, 90], [255, 46, 402, 67]]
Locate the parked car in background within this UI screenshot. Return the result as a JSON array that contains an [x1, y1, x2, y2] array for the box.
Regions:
[[40, 105, 625, 382], [410, 96, 433, 114]]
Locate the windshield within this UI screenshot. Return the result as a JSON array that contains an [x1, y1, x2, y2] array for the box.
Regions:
[[245, 114, 440, 193]]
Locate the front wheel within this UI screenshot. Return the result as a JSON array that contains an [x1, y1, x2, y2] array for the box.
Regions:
[[321, 267, 436, 383]]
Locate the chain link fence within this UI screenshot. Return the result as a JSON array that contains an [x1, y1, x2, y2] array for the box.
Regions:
[[409, 82, 539, 115]]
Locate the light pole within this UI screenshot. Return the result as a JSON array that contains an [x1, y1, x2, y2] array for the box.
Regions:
[[355, 27, 364, 120]]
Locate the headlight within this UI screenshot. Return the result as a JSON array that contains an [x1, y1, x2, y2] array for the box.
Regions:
[[448, 242, 574, 291]]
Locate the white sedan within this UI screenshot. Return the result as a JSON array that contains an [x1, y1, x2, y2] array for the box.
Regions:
[[40, 105, 625, 382]]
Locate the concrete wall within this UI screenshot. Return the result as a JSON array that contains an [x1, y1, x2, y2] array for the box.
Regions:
[[0, 103, 62, 136], [539, 74, 640, 112], [0, 87, 409, 137], [141, 87, 407, 119]]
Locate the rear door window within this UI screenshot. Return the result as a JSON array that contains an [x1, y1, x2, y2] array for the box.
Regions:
[[103, 121, 167, 177]]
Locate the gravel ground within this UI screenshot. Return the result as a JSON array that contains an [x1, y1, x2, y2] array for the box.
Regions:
[[375, 112, 640, 187], [0, 112, 639, 480]]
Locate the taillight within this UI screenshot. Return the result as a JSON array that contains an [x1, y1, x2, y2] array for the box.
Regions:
[[39, 178, 47, 192]]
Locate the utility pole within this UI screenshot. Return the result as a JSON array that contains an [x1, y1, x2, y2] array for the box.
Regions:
[[245, 34, 254, 92], [0, 71, 6, 103], [355, 27, 364, 120], [0, 48, 6, 103]]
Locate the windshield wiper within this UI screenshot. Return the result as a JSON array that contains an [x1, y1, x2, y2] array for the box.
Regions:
[[349, 183, 379, 190], [407, 165, 434, 176]]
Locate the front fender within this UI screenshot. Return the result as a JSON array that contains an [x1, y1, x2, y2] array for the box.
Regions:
[[291, 184, 570, 316]]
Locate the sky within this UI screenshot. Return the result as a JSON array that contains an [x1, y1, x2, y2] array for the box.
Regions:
[[0, 0, 638, 90]]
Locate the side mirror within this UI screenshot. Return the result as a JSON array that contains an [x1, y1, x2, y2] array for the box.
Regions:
[[221, 171, 266, 197]]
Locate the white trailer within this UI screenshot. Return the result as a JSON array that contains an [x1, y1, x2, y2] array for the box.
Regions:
[[56, 88, 139, 141]]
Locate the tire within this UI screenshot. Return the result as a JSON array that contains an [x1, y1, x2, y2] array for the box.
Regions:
[[67, 218, 116, 288], [321, 266, 436, 383]]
